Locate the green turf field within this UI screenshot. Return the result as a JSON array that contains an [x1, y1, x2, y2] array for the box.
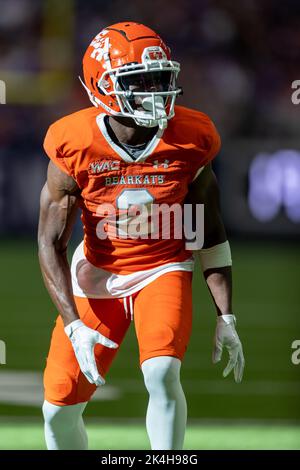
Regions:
[[0, 420, 299, 450], [0, 239, 299, 448]]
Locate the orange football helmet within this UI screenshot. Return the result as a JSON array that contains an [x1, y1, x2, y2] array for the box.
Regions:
[[81, 22, 181, 129]]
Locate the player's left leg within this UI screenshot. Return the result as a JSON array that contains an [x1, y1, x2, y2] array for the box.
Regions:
[[141, 355, 187, 450], [133, 270, 193, 450]]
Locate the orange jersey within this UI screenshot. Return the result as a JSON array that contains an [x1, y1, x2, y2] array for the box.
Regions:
[[43, 105, 221, 274]]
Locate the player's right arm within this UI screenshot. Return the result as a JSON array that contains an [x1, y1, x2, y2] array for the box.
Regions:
[[38, 161, 118, 386], [38, 161, 80, 327]]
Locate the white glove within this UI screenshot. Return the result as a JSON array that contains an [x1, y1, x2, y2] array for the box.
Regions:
[[65, 319, 118, 386], [212, 314, 245, 383]]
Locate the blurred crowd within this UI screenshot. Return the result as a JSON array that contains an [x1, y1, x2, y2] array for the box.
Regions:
[[0, 0, 299, 235], [1, 0, 299, 139]]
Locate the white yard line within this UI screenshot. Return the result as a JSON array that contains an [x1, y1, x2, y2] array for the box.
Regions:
[[0, 370, 121, 407], [0, 370, 299, 409], [108, 378, 300, 396]]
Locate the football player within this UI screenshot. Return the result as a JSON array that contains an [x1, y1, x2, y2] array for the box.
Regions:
[[38, 22, 244, 450]]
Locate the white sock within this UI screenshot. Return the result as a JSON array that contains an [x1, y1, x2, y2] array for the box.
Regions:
[[42, 400, 88, 450], [141, 356, 187, 450]]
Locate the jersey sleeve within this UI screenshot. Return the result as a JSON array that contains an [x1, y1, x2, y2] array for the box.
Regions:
[[191, 117, 221, 182], [204, 120, 221, 162], [43, 125, 72, 176]]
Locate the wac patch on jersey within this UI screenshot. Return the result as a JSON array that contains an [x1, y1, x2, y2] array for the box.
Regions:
[[89, 160, 121, 174]]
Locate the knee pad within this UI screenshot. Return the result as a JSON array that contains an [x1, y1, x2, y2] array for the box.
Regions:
[[141, 356, 181, 397]]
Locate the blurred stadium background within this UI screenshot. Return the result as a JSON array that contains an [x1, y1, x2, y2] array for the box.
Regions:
[[0, 0, 299, 450]]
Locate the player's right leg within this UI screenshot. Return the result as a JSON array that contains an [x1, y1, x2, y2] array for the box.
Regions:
[[42, 400, 88, 450], [43, 295, 131, 450]]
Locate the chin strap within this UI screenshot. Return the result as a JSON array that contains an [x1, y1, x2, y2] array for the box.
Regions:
[[79, 76, 99, 108], [134, 95, 168, 129], [134, 116, 167, 129], [158, 117, 168, 129]]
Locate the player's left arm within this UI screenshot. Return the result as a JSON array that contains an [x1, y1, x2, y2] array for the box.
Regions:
[[186, 163, 245, 383]]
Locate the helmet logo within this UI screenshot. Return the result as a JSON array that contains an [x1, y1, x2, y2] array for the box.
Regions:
[[90, 31, 110, 62], [149, 51, 163, 60], [142, 47, 167, 62]]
